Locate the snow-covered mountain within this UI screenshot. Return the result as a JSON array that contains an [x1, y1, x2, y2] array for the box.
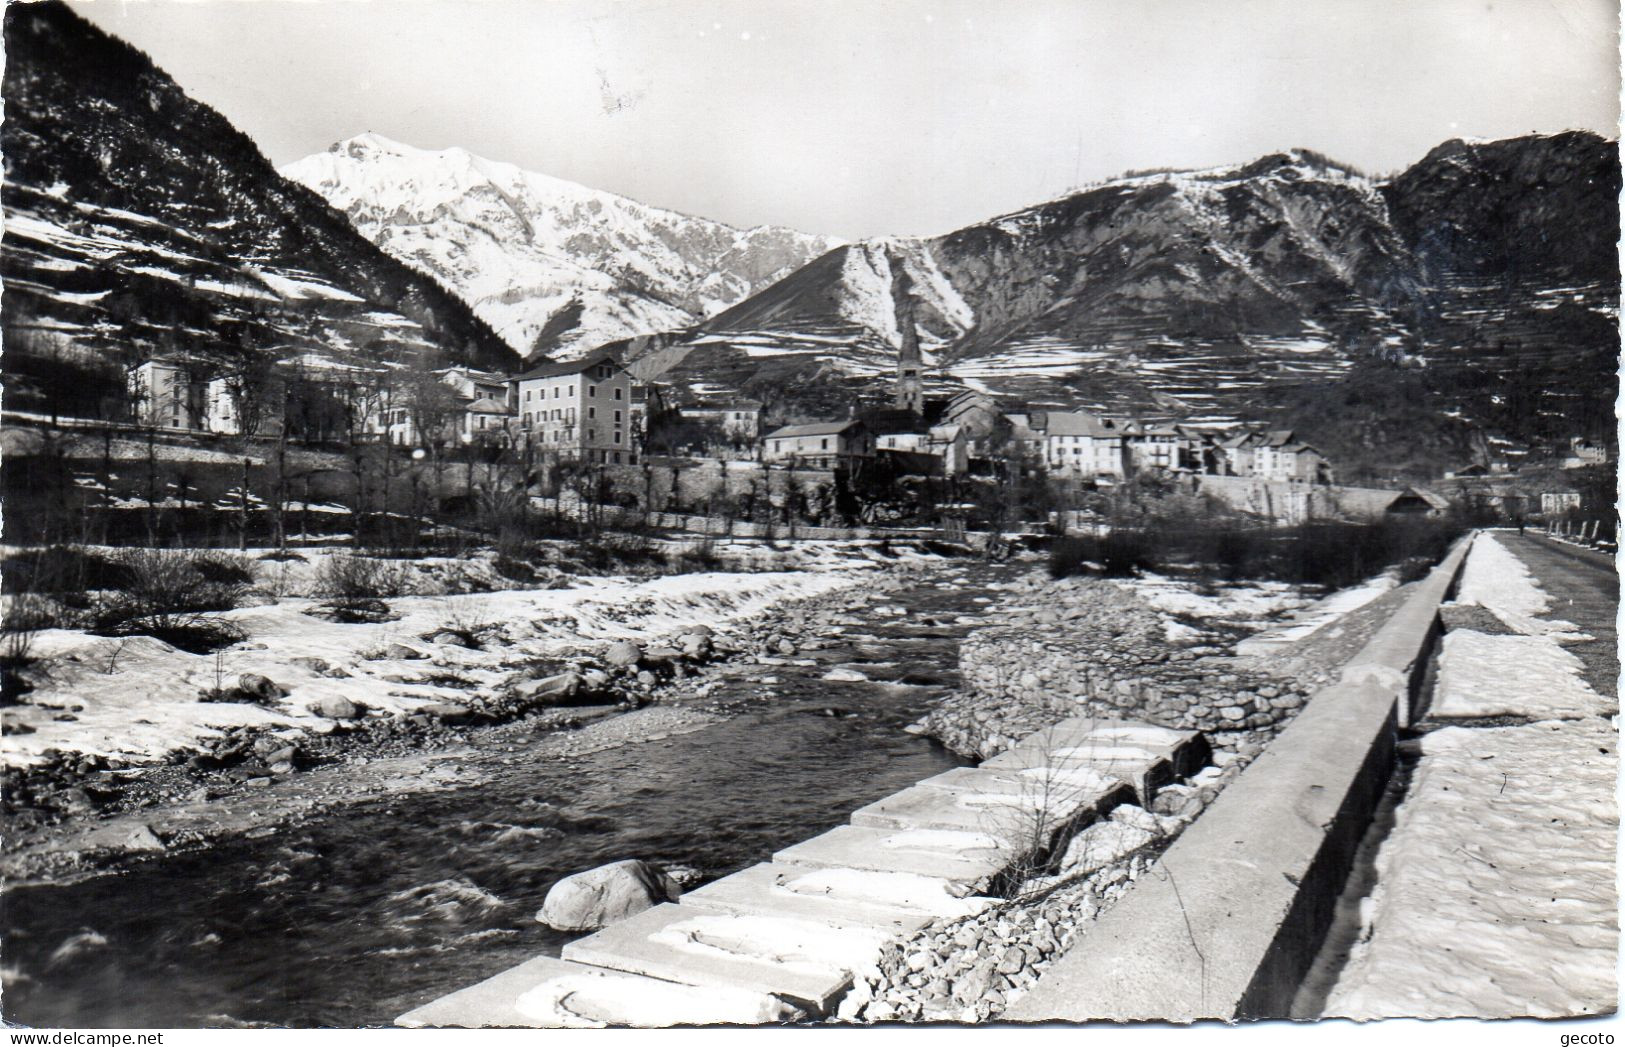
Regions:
[[630, 134, 1618, 478], [282, 135, 842, 359]]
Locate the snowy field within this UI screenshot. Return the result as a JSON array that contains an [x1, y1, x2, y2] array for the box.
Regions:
[[1325, 533, 1618, 1018]]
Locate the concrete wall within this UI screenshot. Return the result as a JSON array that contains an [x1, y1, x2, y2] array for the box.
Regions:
[[1196, 475, 1400, 524], [1005, 533, 1474, 1022]]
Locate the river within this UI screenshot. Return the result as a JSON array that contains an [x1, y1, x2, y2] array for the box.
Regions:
[[1, 562, 1015, 1028]]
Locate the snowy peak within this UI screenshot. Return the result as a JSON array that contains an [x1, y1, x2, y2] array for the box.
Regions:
[[282, 135, 843, 358]]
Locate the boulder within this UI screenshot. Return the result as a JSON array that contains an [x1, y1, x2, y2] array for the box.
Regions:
[[310, 695, 364, 720], [536, 859, 680, 932], [641, 646, 685, 664], [514, 671, 582, 705], [384, 643, 425, 660], [289, 656, 332, 674], [821, 667, 869, 682], [603, 641, 643, 667], [236, 673, 285, 703]]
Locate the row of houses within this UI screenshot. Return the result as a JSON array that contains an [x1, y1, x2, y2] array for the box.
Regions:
[[127, 354, 1333, 483], [756, 392, 1333, 485]]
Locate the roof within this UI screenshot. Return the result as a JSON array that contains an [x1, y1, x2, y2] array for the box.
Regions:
[[1042, 412, 1126, 438], [928, 423, 965, 440], [765, 420, 863, 439], [466, 397, 511, 414], [1264, 429, 1297, 448], [516, 349, 620, 381]]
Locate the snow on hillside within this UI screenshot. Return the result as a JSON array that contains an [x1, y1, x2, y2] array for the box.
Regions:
[[282, 134, 842, 359]]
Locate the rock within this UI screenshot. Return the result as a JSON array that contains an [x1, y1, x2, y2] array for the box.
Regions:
[[996, 946, 1026, 975], [430, 630, 469, 647], [384, 643, 424, 660], [1060, 821, 1158, 875], [419, 702, 474, 724], [289, 656, 332, 674], [536, 859, 680, 932], [953, 962, 994, 1004], [265, 746, 298, 767], [603, 641, 643, 667], [236, 674, 285, 703], [46, 931, 109, 970], [1218, 705, 1247, 722], [310, 695, 364, 720], [1108, 804, 1164, 835], [821, 667, 869, 682], [120, 824, 165, 852], [514, 671, 583, 705], [641, 646, 684, 664], [776, 639, 797, 655], [636, 670, 658, 687]]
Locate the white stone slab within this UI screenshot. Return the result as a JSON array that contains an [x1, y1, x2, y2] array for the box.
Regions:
[[773, 824, 1017, 889], [986, 741, 1173, 804], [849, 778, 1109, 845], [395, 954, 802, 1028], [680, 862, 993, 931], [561, 903, 890, 1014], [988, 716, 1207, 779]]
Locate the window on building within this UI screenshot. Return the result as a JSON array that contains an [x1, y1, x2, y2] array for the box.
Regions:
[[821, 438, 829, 450], [588, 385, 596, 398], [613, 410, 621, 423], [613, 431, 622, 444], [612, 451, 621, 464], [613, 388, 622, 401], [588, 406, 596, 419]]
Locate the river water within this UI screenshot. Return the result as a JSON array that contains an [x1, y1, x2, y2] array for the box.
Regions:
[[2, 564, 1012, 1028]]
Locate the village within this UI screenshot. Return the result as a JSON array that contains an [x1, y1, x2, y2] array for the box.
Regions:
[[104, 340, 1614, 543]]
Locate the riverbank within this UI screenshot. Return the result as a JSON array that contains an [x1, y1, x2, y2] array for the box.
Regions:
[[0, 538, 962, 886]]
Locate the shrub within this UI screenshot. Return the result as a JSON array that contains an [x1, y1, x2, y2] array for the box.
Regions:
[[2, 546, 135, 595], [1049, 517, 1464, 589], [191, 552, 259, 586], [88, 549, 251, 653], [313, 555, 416, 606]]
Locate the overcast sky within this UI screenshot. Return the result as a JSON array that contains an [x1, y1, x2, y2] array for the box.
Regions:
[[75, 0, 1620, 240]]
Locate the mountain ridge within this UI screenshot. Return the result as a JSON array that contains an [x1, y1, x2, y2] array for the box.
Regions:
[[281, 134, 843, 359]]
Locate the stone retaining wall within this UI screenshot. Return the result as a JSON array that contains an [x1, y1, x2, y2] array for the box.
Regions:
[[959, 629, 1305, 736]]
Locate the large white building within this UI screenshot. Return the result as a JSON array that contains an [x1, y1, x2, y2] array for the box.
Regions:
[[128, 358, 206, 430], [1037, 411, 1130, 478], [513, 350, 637, 464]]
